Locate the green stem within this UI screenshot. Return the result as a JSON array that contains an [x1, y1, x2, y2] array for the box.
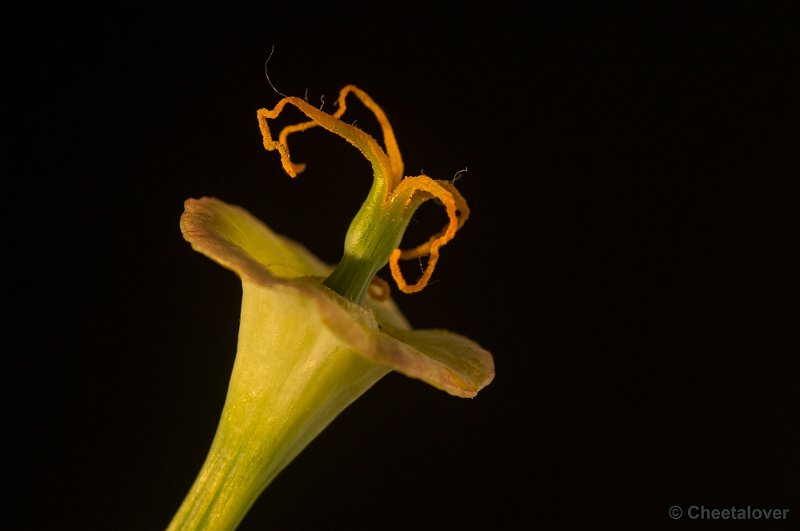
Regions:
[[323, 251, 378, 303], [323, 185, 414, 303]]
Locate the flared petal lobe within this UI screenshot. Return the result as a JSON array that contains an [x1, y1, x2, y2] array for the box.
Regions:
[[180, 197, 494, 399], [180, 196, 331, 281]]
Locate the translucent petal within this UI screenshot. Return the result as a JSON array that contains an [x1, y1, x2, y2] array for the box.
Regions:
[[181, 197, 494, 398], [181, 196, 330, 280]]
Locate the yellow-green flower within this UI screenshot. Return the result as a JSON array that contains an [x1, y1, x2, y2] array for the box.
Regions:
[[168, 86, 494, 530]]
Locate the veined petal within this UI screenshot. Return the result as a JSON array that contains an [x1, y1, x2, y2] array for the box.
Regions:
[[180, 197, 409, 327], [181, 197, 330, 280], [181, 196, 494, 398], [392, 328, 495, 398], [316, 297, 495, 399]]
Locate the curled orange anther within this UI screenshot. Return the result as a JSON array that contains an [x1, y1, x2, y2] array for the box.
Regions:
[[256, 93, 393, 185], [388, 176, 467, 293]]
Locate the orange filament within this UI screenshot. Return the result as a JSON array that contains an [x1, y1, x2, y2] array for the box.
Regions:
[[257, 94, 393, 185], [331, 85, 404, 189], [394, 181, 470, 260], [388, 176, 467, 293]]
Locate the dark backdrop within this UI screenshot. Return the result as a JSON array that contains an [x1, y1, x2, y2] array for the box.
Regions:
[[11, 2, 798, 530]]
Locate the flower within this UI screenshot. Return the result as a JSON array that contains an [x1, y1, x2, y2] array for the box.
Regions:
[[168, 86, 494, 530]]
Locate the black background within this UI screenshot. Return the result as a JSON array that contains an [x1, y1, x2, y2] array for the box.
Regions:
[[11, 2, 798, 530]]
